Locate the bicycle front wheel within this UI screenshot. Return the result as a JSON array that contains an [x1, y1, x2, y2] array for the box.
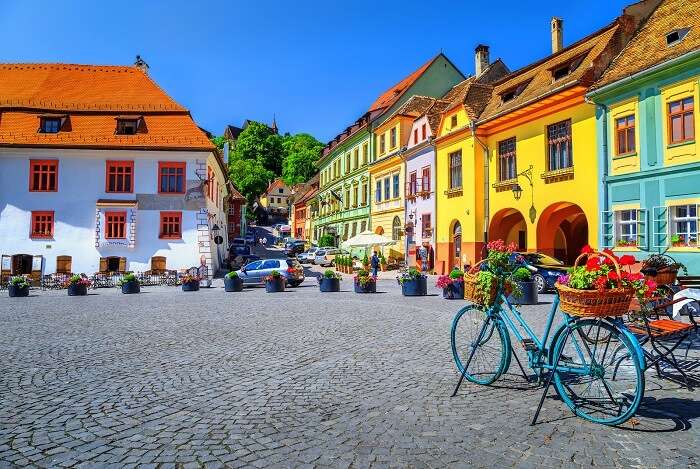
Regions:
[[550, 319, 644, 426], [451, 304, 511, 385]]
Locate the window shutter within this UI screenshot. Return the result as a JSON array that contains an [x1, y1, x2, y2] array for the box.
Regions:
[[636, 209, 648, 250], [652, 206, 669, 248], [601, 211, 614, 248], [56, 256, 72, 274], [99, 257, 108, 273], [118, 257, 127, 273], [151, 256, 166, 272]]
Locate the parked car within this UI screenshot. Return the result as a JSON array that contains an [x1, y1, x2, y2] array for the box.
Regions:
[[515, 252, 569, 293], [284, 240, 306, 257], [314, 248, 349, 267], [237, 258, 305, 287], [228, 245, 260, 270], [299, 246, 319, 264]]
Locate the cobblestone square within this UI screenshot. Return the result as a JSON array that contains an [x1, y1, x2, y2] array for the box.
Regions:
[[1, 280, 698, 468]]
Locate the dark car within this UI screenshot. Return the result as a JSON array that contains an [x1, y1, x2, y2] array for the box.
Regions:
[[516, 252, 569, 293], [284, 240, 306, 257], [228, 245, 260, 270]]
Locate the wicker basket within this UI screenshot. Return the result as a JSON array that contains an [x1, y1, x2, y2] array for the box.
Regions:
[[555, 250, 633, 318], [463, 261, 499, 305], [644, 267, 678, 286]]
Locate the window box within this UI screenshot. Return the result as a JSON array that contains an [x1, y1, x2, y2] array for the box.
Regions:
[[540, 167, 574, 181]]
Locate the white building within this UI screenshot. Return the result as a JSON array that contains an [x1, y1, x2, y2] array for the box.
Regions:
[[0, 61, 230, 280]]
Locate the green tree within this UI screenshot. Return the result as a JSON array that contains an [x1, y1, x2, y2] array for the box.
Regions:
[[231, 122, 284, 175], [281, 133, 323, 185], [211, 136, 229, 150], [228, 155, 274, 205]]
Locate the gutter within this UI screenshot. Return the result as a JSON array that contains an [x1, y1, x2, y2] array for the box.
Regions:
[[586, 96, 609, 248], [470, 121, 490, 256]]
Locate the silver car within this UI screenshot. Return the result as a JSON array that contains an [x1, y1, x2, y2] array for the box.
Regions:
[[237, 258, 305, 287], [299, 247, 319, 264], [314, 248, 348, 267]]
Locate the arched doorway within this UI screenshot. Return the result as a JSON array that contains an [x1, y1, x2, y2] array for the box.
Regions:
[[489, 208, 527, 250], [391, 216, 401, 241], [452, 221, 462, 269], [537, 203, 588, 264]]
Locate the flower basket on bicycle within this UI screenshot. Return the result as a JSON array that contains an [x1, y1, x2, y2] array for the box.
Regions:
[[555, 248, 652, 318], [463, 270, 498, 305], [463, 240, 517, 306]]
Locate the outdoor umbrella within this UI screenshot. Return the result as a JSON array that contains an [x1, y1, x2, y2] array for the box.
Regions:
[[341, 230, 396, 250]]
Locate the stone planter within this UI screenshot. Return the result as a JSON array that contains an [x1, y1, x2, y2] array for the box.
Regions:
[[265, 277, 285, 293], [442, 281, 465, 299], [120, 281, 140, 294], [318, 277, 340, 292], [508, 281, 538, 305], [181, 281, 200, 292], [354, 280, 376, 293], [401, 277, 427, 296], [224, 276, 243, 292], [67, 284, 88, 296], [8, 285, 29, 297]]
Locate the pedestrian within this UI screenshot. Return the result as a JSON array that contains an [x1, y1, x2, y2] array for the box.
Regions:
[[418, 244, 428, 273], [370, 251, 380, 277]]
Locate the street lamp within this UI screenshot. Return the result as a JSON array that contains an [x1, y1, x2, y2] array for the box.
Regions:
[[512, 183, 523, 201], [511, 165, 537, 223]]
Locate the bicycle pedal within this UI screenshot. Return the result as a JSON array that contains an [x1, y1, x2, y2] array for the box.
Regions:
[[520, 338, 538, 351]]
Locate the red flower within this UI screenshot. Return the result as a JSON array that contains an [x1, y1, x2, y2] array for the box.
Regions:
[[619, 255, 636, 266], [628, 272, 643, 282], [585, 257, 600, 271], [594, 276, 608, 292], [607, 271, 619, 280], [601, 248, 618, 266], [581, 244, 594, 254]]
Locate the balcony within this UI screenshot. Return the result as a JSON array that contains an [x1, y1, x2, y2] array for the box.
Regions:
[[405, 177, 431, 200]]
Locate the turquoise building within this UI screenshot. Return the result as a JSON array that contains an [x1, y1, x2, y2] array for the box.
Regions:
[[589, 0, 700, 272]]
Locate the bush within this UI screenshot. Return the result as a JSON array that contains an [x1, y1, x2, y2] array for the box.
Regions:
[[318, 234, 335, 247], [322, 270, 341, 280], [512, 267, 532, 282], [117, 273, 139, 286], [225, 271, 239, 279], [9, 276, 29, 288], [449, 268, 464, 279], [362, 254, 369, 266]]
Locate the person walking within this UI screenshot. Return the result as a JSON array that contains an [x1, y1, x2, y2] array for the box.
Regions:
[[370, 251, 380, 277]]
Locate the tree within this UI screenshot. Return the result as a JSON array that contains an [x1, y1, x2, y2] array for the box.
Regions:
[[228, 155, 274, 206], [281, 133, 323, 185], [231, 122, 284, 175]]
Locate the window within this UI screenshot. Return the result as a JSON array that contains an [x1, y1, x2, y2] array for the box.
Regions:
[[344, 189, 350, 209], [392, 216, 401, 241], [390, 127, 397, 149], [29, 160, 58, 192], [615, 115, 636, 155], [40, 118, 61, 133], [392, 174, 399, 199], [551, 55, 585, 81], [498, 138, 517, 181], [422, 214, 432, 238], [353, 148, 359, 169], [616, 210, 638, 246], [362, 143, 368, 165], [413, 129, 419, 144], [116, 118, 139, 135], [106, 161, 134, 193], [360, 221, 367, 232], [277, 197, 282, 203], [261, 259, 280, 269], [362, 183, 368, 205], [668, 97, 694, 144], [671, 204, 698, 246], [346, 154, 351, 173], [408, 171, 417, 195], [379, 134, 386, 154], [421, 167, 431, 193], [500, 80, 531, 103], [448, 150, 462, 190], [450, 115, 458, 129], [158, 162, 186, 194], [278, 188, 283, 194], [160, 211, 182, 239], [375, 180, 382, 202], [352, 222, 357, 237], [383, 176, 391, 200], [421, 124, 427, 140], [666, 28, 691, 46], [105, 211, 127, 239], [30, 211, 54, 239], [547, 120, 573, 171]]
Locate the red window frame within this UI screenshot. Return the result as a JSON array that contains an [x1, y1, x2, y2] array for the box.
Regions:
[[159, 211, 182, 239], [105, 211, 127, 239], [29, 160, 58, 192], [421, 124, 427, 140], [615, 115, 636, 156], [30, 211, 54, 239], [413, 129, 418, 144], [421, 214, 432, 238], [498, 137, 517, 181], [668, 97, 695, 144], [105, 160, 134, 193], [421, 166, 431, 193], [158, 162, 186, 194], [408, 171, 417, 196]]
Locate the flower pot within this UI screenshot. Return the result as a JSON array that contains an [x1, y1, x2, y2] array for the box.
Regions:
[[224, 276, 243, 292], [442, 281, 465, 300], [120, 281, 140, 294], [265, 277, 285, 293], [354, 280, 376, 293], [401, 277, 427, 296], [8, 285, 29, 297], [319, 277, 340, 292], [648, 268, 678, 286], [508, 281, 538, 305], [181, 281, 200, 292], [67, 284, 88, 296]]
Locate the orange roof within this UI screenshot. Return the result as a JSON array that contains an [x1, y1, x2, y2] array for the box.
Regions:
[[0, 63, 213, 151], [367, 55, 437, 113]]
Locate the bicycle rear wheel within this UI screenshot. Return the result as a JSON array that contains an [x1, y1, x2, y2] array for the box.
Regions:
[[550, 319, 644, 425], [451, 305, 511, 385]]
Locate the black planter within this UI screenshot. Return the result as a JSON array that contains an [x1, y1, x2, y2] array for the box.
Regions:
[[8, 285, 29, 297], [265, 277, 285, 293], [508, 281, 539, 305], [182, 281, 200, 292], [318, 277, 340, 292], [401, 277, 427, 296], [442, 281, 465, 299], [224, 276, 243, 292], [354, 280, 376, 293], [121, 281, 140, 294], [67, 284, 88, 296]]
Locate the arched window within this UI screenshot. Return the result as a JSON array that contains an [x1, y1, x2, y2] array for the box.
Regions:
[[392, 216, 402, 241], [452, 221, 462, 266]]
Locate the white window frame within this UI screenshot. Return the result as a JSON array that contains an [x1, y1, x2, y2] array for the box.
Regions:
[[616, 209, 638, 247], [670, 204, 698, 246]]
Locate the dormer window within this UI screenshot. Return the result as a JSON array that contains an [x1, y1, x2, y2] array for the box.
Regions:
[[500, 80, 531, 103], [551, 54, 586, 81], [115, 116, 143, 135], [38, 114, 67, 133], [666, 28, 690, 47], [450, 115, 458, 128]]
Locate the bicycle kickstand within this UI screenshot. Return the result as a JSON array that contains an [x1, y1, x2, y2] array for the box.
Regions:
[[530, 338, 565, 425], [511, 348, 531, 383]]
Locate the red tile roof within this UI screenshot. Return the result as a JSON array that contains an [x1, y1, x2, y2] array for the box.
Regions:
[[368, 55, 437, 112]]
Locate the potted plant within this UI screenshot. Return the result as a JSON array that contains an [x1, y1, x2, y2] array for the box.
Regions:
[[335, 255, 342, 272], [379, 253, 387, 272], [437, 269, 464, 299], [264, 270, 285, 292], [398, 267, 427, 296], [354, 269, 377, 293], [362, 254, 370, 270], [118, 273, 140, 294], [464, 240, 518, 306], [8, 276, 30, 298], [641, 253, 687, 285], [616, 239, 638, 248], [181, 273, 201, 292], [65, 274, 92, 296], [508, 267, 538, 305], [224, 271, 243, 292], [318, 269, 341, 292], [671, 234, 685, 247]]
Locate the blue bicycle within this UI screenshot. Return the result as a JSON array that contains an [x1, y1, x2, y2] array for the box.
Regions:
[[450, 288, 646, 425]]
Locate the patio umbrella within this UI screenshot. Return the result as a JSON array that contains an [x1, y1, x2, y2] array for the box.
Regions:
[[341, 230, 396, 250]]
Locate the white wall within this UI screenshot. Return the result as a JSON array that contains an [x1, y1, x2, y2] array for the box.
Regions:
[[405, 147, 436, 246]]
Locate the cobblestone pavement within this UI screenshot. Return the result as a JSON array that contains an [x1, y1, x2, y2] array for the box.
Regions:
[[1, 279, 699, 468]]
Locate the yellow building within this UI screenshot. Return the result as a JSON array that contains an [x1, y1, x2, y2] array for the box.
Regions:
[[260, 178, 291, 218]]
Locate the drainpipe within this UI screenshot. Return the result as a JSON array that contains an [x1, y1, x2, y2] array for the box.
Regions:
[[586, 96, 608, 249], [471, 122, 490, 258]]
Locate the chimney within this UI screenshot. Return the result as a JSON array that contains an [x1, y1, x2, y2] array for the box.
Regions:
[[551, 17, 563, 54], [134, 55, 149, 74], [475, 44, 489, 77]]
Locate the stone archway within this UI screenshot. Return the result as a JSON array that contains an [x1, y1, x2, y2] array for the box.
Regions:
[[489, 208, 527, 251], [537, 202, 588, 264]]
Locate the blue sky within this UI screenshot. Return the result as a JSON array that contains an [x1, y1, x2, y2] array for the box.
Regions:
[[1, 0, 631, 142]]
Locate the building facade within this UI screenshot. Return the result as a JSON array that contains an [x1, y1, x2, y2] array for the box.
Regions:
[[260, 178, 291, 219], [0, 62, 229, 280]]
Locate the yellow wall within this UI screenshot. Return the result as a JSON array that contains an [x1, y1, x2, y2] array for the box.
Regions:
[[661, 78, 699, 167], [369, 154, 404, 253], [609, 98, 641, 175]]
